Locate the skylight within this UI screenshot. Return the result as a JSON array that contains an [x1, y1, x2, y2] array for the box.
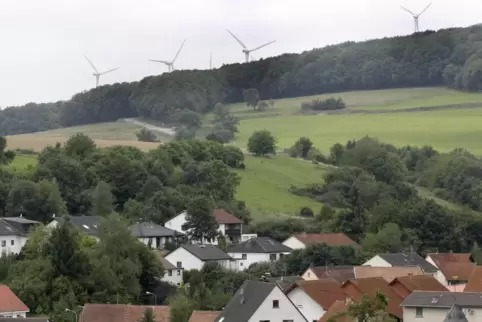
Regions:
[[82, 224, 90, 229]]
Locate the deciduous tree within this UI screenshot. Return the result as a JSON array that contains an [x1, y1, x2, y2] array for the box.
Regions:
[[182, 196, 219, 243], [247, 130, 276, 156]]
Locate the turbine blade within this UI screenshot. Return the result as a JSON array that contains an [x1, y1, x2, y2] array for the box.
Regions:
[[418, 2, 432, 16], [100, 67, 119, 75], [172, 40, 186, 63], [400, 6, 416, 15], [226, 29, 247, 49], [85, 55, 99, 74], [149, 59, 171, 64], [249, 40, 276, 52]]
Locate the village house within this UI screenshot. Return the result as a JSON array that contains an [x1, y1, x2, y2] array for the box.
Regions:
[[0, 217, 39, 257], [227, 237, 292, 271], [0, 285, 29, 318], [282, 233, 360, 250], [425, 253, 476, 290], [165, 244, 234, 271], [388, 275, 448, 298], [48, 215, 102, 239], [363, 252, 439, 274], [129, 222, 182, 249], [158, 257, 183, 286]]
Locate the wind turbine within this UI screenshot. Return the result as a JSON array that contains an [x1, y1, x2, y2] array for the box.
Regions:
[[84, 56, 119, 87], [226, 29, 275, 63], [400, 3, 432, 33], [149, 40, 186, 72]]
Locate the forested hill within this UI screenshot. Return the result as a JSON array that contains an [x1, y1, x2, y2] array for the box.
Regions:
[[3, 24, 482, 135]]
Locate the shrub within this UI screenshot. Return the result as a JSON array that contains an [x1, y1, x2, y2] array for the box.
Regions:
[[136, 128, 158, 142], [301, 98, 346, 112], [299, 207, 314, 218], [258, 102, 269, 111]]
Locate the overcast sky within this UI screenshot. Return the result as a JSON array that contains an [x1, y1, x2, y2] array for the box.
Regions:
[[0, 0, 481, 107]]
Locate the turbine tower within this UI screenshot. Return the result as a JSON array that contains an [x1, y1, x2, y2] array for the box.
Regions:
[[226, 29, 275, 63], [400, 3, 432, 33], [149, 40, 186, 72], [84, 56, 119, 87]]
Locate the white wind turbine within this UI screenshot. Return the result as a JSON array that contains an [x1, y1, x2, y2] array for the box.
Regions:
[[149, 40, 186, 72], [84, 56, 119, 87], [226, 29, 275, 63], [400, 3, 432, 33]]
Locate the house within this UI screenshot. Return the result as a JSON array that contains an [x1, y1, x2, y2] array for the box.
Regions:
[[301, 265, 425, 283], [130, 222, 183, 249], [227, 237, 292, 271], [188, 311, 220, 322], [165, 244, 234, 271], [283, 233, 360, 250], [0, 318, 49, 322], [80, 303, 170, 322], [285, 278, 345, 322], [443, 305, 469, 322], [400, 291, 482, 322], [165, 209, 243, 244], [214, 280, 307, 322], [264, 276, 303, 291], [48, 215, 102, 239], [157, 256, 183, 286], [0, 217, 39, 257], [425, 253, 476, 289], [0, 285, 29, 318], [464, 266, 482, 292], [389, 275, 448, 298], [363, 252, 439, 274]]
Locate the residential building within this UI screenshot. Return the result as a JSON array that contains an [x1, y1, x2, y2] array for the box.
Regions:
[[283, 233, 360, 250], [285, 279, 345, 322], [214, 280, 307, 322], [80, 304, 170, 322], [165, 244, 234, 271], [363, 252, 439, 274], [130, 222, 182, 249], [425, 253, 476, 289], [0, 318, 49, 322], [401, 291, 482, 322], [301, 265, 425, 283], [188, 311, 220, 322], [464, 266, 482, 292], [264, 276, 303, 291], [158, 257, 183, 286], [227, 237, 292, 271], [165, 209, 243, 244], [0, 217, 39, 256], [48, 215, 102, 239], [443, 305, 469, 322], [0, 285, 29, 318], [389, 275, 448, 298]]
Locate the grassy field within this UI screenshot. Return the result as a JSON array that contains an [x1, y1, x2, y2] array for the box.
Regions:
[[4, 154, 37, 173]]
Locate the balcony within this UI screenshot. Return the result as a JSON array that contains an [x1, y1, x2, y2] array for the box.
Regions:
[[225, 228, 242, 237]]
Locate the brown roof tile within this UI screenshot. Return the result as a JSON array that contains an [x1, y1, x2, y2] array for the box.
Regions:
[[464, 266, 482, 292], [309, 266, 356, 283], [437, 262, 476, 281], [213, 209, 243, 224], [389, 275, 448, 292], [294, 233, 360, 248], [354, 266, 425, 282], [427, 253, 473, 264], [188, 311, 220, 322], [0, 285, 29, 313], [286, 278, 346, 310], [318, 301, 350, 322], [80, 304, 170, 322]]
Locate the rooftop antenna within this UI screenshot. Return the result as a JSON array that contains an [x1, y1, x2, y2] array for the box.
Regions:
[[210, 52, 213, 70], [84, 55, 119, 87], [149, 39, 186, 72], [400, 3, 432, 33], [226, 29, 275, 63]]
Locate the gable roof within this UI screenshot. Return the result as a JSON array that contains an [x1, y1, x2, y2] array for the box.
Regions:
[[318, 301, 350, 322], [464, 266, 482, 292], [227, 237, 292, 253], [401, 291, 482, 308], [214, 280, 278, 322], [129, 222, 181, 238], [286, 279, 345, 310], [376, 252, 438, 272], [308, 266, 355, 283], [181, 244, 231, 261], [159, 257, 177, 270], [80, 304, 170, 322], [0, 219, 23, 237], [213, 209, 243, 224], [188, 311, 220, 322], [427, 253, 473, 264], [341, 277, 403, 319], [437, 262, 476, 282], [389, 275, 448, 292], [0, 285, 29, 313], [265, 276, 303, 291], [292, 233, 360, 248], [354, 266, 425, 282], [444, 305, 469, 322], [63, 215, 103, 236]]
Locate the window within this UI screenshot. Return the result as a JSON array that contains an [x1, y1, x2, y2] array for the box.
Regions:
[[1, 241, 5, 247], [272, 300, 279, 308], [242, 254, 247, 260], [168, 270, 172, 276], [415, 307, 423, 317], [177, 270, 181, 276], [269, 254, 277, 261], [176, 261, 182, 268], [279, 253, 284, 258], [11, 240, 14, 246], [240, 262, 243, 266], [283, 320, 293, 322], [259, 320, 270, 322]]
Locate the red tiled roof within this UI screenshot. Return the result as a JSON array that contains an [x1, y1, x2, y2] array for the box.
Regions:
[[0, 285, 29, 313], [188, 311, 220, 322], [213, 209, 242, 224], [309, 266, 355, 284], [438, 262, 476, 281], [80, 304, 170, 322], [286, 278, 346, 310], [294, 233, 360, 248], [464, 266, 482, 292], [427, 253, 473, 264], [318, 301, 350, 322], [389, 275, 448, 292]]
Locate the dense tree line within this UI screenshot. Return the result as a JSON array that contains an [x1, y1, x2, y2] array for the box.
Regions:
[[4, 25, 482, 135]]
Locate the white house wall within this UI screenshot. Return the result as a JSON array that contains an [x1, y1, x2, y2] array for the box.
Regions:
[[162, 268, 183, 286], [403, 307, 481, 322], [249, 286, 306, 322], [425, 256, 447, 285], [287, 287, 325, 322], [362, 255, 392, 267], [282, 237, 306, 250], [301, 268, 319, 281], [164, 211, 223, 245], [165, 247, 205, 271], [0, 310, 28, 318], [0, 235, 28, 257], [228, 252, 288, 271]]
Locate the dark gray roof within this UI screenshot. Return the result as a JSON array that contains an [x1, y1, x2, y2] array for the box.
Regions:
[[66, 215, 103, 236], [444, 305, 469, 322], [160, 257, 177, 270], [3, 217, 39, 224], [401, 291, 482, 308], [0, 217, 40, 236], [0, 319, 49, 322], [378, 252, 438, 273], [182, 244, 232, 261], [129, 222, 182, 238], [265, 276, 303, 291], [214, 280, 277, 322], [227, 237, 292, 253], [0, 219, 22, 236]]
